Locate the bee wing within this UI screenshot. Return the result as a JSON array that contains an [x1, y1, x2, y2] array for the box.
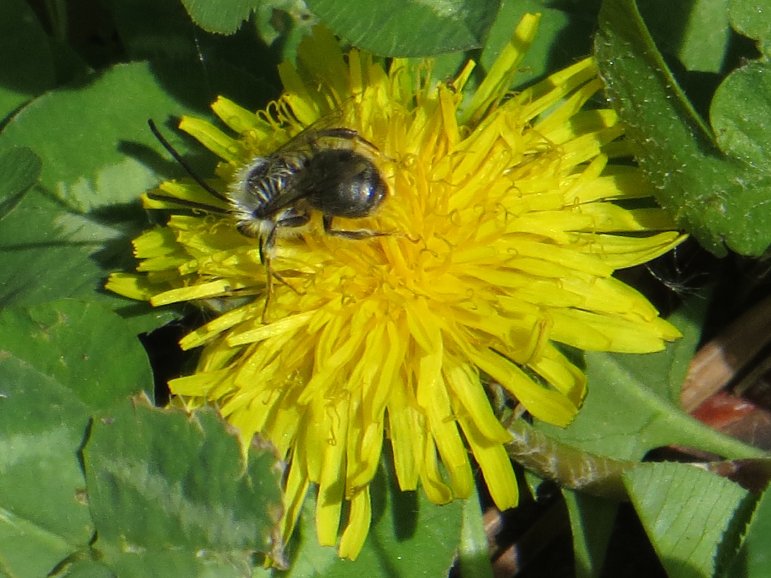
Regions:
[[273, 111, 346, 153], [274, 107, 378, 155]]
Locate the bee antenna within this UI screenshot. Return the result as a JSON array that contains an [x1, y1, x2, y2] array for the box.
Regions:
[[147, 119, 229, 203]]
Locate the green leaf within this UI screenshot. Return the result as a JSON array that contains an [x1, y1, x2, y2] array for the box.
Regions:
[[0, 0, 56, 122], [180, 0, 260, 35], [254, 0, 319, 58], [104, 0, 287, 87], [306, 0, 500, 56], [259, 453, 463, 576], [0, 181, 132, 311], [639, 0, 732, 73], [675, 0, 732, 73], [0, 174, 176, 332], [730, 0, 771, 57], [58, 560, 117, 578], [0, 300, 154, 577], [725, 484, 771, 577], [83, 400, 283, 576], [2, 61, 243, 213], [624, 462, 752, 578], [711, 61, 771, 167], [595, 0, 771, 256], [0, 300, 153, 407], [0, 60, 263, 328], [458, 487, 494, 578], [105, 0, 212, 59], [0, 146, 41, 217], [538, 299, 765, 460], [563, 491, 617, 578]]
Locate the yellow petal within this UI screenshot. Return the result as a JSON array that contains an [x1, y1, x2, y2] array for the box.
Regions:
[[339, 487, 372, 560]]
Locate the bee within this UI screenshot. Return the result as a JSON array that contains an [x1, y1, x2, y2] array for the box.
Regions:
[[148, 120, 387, 252], [227, 126, 387, 257], [147, 120, 388, 317]]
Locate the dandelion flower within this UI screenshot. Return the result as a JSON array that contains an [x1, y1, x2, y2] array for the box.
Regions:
[[108, 14, 684, 559]]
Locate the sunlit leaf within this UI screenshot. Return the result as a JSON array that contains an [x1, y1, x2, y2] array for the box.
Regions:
[[638, 0, 731, 73], [596, 0, 771, 256], [84, 400, 283, 576], [730, 0, 771, 57], [0, 300, 153, 576], [711, 61, 771, 167], [624, 462, 752, 578], [306, 0, 499, 56], [0, 61, 265, 329]]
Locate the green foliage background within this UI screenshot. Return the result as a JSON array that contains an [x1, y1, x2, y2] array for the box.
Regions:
[[1, 0, 770, 577]]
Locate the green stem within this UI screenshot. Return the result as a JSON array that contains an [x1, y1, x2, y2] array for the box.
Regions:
[[625, 368, 768, 459]]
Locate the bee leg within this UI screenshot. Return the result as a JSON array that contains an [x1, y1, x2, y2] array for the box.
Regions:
[[270, 212, 308, 292], [260, 213, 310, 323], [322, 214, 389, 240], [259, 223, 280, 323]]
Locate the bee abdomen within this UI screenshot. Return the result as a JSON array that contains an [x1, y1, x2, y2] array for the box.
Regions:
[[302, 149, 386, 218]]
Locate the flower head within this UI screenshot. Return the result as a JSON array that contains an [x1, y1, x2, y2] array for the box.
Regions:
[[109, 14, 683, 559]]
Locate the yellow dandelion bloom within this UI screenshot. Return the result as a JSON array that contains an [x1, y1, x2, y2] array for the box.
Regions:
[[108, 14, 684, 560]]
